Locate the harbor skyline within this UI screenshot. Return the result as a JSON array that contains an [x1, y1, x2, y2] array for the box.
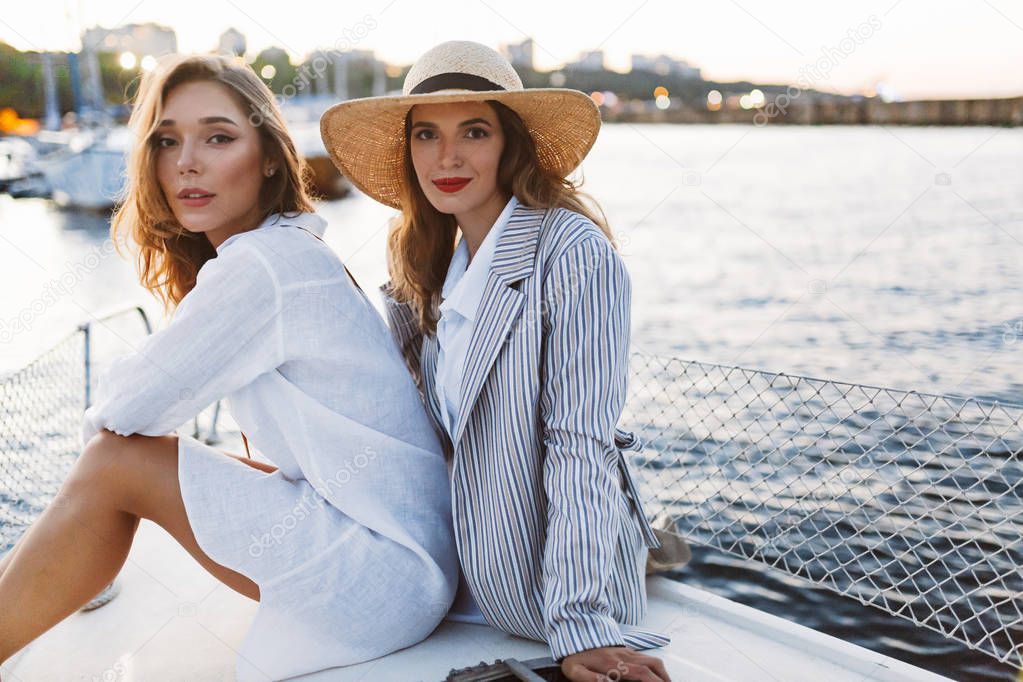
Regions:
[[1, 0, 1022, 101]]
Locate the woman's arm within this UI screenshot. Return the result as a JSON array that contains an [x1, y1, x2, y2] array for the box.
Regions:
[[81, 242, 284, 446], [538, 235, 633, 660], [378, 282, 424, 385]]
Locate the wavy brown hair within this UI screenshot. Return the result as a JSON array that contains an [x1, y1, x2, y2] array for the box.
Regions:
[[387, 100, 614, 336], [111, 53, 314, 312]]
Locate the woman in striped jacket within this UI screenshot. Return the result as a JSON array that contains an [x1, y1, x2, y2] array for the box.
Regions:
[[321, 41, 670, 681]]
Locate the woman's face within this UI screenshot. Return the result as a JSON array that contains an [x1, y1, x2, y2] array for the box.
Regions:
[[409, 101, 506, 220], [155, 80, 271, 248]]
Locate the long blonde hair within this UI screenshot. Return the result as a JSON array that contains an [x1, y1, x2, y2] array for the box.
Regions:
[[387, 100, 614, 336], [111, 54, 314, 312]]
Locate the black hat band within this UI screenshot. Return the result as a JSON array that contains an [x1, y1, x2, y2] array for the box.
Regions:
[[409, 72, 507, 95]]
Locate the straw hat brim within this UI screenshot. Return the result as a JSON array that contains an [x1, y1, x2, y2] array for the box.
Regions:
[[319, 88, 601, 209]]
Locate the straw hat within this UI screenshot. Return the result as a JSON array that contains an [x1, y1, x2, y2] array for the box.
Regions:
[[319, 40, 601, 208]]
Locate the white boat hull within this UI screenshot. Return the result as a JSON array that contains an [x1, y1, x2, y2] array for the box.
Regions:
[[41, 145, 126, 211]]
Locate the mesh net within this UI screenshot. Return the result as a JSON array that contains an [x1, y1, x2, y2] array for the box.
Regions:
[[0, 331, 84, 553], [622, 350, 1023, 668], [0, 307, 242, 557]]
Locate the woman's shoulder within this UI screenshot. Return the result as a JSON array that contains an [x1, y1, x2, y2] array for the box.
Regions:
[[220, 212, 344, 285], [201, 233, 273, 281], [534, 206, 617, 266], [230, 212, 328, 254]]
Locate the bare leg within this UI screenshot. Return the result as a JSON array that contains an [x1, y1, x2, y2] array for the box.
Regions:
[[0, 476, 137, 662], [0, 515, 139, 583], [0, 431, 262, 664], [0, 446, 272, 582]]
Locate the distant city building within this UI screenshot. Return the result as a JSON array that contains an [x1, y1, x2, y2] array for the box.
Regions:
[[631, 54, 701, 80], [217, 28, 246, 57], [568, 50, 605, 71], [501, 38, 534, 70], [81, 23, 177, 57], [258, 47, 290, 65], [298, 49, 387, 99]]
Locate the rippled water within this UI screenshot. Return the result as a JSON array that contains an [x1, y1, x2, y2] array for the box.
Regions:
[[1, 124, 1021, 680]]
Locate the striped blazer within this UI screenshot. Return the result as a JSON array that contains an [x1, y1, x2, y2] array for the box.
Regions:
[[380, 203, 667, 660]]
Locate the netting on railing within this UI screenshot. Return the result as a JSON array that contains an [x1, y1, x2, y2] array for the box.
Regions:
[[621, 351, 1023, 668], [0, 332, 84, 553], [0, 307, 232, 555]]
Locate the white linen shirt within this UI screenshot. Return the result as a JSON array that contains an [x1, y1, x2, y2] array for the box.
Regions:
[[80, 211, 458, 678], [80, 214, 454, 560]]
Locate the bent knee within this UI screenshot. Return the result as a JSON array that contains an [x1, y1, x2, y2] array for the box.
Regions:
[[82, 428, 132, 455], [67, 431, 174, 501], [71, 429, 134, 482]]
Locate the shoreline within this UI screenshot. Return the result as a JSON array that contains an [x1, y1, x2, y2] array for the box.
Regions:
[[602, 94, 1023, 127]]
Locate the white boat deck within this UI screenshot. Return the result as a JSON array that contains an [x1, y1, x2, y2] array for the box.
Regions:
[[2, 520, 953, 682]]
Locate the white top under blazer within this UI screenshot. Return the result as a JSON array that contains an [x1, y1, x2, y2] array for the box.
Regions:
[[82, 212, 457, 680], [435, 195, 519, 438]]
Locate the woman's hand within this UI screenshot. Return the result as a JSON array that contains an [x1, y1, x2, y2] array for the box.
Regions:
[[560, 646, 671, 682]]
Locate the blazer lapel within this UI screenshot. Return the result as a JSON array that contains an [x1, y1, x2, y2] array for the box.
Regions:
[[450, 205, 546, 445]]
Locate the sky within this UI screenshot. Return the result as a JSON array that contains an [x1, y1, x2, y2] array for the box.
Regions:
[[1, 0, 1022, 100]]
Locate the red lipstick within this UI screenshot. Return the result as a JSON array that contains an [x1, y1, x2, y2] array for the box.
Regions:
[[432, 177, 471, 193]]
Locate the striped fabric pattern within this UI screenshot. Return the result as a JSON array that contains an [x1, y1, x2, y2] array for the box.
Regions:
[[380, 204, 668, 660]]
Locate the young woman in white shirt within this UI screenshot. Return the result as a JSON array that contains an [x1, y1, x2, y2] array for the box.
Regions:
[[0, 54, 456, 680], [321, 41, 671, 682]]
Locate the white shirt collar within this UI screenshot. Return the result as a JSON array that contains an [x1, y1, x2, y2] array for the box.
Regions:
[[216, 211, 327, 253], [439, 196, 518, 323], [277, 211, 328, 239]]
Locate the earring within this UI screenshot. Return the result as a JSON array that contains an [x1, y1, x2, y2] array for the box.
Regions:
[[265, 167, 276, 177]]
